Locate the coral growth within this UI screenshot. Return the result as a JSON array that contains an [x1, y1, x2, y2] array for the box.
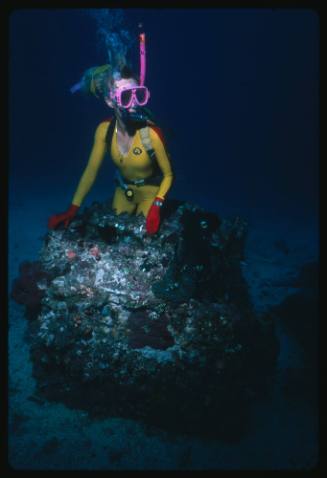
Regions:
[[11, 199, 278, 438], [10, 261, 51, 320]]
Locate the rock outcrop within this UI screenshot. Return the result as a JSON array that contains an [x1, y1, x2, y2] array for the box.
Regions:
[[11, 199, 279, 439]]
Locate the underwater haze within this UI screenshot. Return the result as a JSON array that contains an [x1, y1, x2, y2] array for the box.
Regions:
[[8, 8, 319, 470]]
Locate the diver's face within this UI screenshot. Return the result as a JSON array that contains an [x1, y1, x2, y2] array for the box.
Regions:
[[105, 78, 139, 113]]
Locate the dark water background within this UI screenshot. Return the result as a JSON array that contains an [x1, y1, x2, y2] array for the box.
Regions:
[[8, 8, 319, 470], [10, 8, 319, 221]]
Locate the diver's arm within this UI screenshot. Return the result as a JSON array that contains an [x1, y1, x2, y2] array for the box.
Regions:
[[145, 128, 174, 235], [72, 121, 110, 206], [149, 128, 174, 200], [48, 121, 109, 230]]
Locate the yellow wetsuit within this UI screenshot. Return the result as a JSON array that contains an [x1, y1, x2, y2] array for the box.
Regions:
[[72, 120, 174, 217]]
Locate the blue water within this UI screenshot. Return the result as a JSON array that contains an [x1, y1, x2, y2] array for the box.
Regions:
[[8, 8, 319, 470]]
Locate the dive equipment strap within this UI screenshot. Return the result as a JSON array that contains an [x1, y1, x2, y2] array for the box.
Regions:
[[105, 117, 163, 188], [123, 174, 162, 187], [139, 127, 157, 162], [105, 117, 116, 150], [114, 170, 134, 201], [114, 170, 128, 191]]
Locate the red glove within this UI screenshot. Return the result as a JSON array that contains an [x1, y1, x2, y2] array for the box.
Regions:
[[146, 197, 164, 235], [48, 204, 79, 229]]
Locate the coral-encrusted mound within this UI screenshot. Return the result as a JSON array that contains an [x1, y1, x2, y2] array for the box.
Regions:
[[11, 199, 278, 438]]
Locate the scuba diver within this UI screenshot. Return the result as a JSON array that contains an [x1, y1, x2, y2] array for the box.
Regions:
[[48, 33, 173, 235]]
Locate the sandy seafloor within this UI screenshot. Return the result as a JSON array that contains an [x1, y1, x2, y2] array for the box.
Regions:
[[7, 180, 319, 470]]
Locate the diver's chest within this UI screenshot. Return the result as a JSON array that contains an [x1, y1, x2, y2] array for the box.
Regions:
[[111, 135, 150, 167], [117, 135, 133, 155]]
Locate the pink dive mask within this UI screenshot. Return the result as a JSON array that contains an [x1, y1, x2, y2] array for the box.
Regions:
[[110, 33, 150, 109], [110, 85, 150, 108]]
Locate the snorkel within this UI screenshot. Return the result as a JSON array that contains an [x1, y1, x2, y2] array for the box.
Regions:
[[69, 31, 152, 124], [139, 32, 146, 87], [117, 32, 152, 126]]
